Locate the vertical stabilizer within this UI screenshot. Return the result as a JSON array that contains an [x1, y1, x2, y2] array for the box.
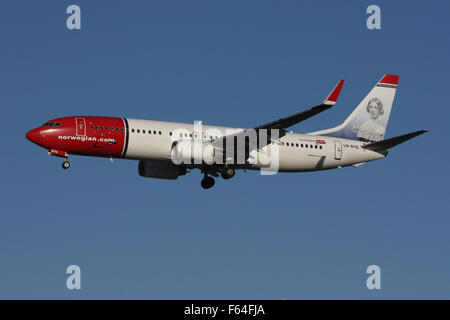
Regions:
[[310, 75, 399, 142]]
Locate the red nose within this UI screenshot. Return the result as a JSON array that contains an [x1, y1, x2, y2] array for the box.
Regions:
[[26, 128, 43, 145]]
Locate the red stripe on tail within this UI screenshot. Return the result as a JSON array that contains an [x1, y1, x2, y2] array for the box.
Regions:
[[379, 74, 399, 85]]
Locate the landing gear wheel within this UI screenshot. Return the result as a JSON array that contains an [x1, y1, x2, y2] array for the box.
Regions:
[[201, 176, 215, 189], [62, 161, 70, 170], [221, 167, 235, 180]]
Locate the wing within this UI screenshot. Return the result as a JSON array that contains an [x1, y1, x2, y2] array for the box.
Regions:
[[253, 79, 345, 131], [212, 79, 345, 152]]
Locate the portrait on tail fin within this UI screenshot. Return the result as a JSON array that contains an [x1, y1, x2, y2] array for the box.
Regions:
[[356, 97, 386, 142], [309, 74, 398, 142]]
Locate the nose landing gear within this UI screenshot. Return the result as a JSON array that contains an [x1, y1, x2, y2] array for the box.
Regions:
[[48, 149, 70, 170], [201, 174, 215, 189], [62, 159, 70, 170]]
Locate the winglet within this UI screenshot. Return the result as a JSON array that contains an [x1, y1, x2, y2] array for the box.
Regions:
[[323, 80, 345, 105]]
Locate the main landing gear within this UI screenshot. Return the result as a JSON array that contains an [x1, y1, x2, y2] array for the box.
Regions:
[[201, 174, 215, 189], [200, 167, 236, 189], [220, 167, 235, 180], [62, 159, 70, 170]]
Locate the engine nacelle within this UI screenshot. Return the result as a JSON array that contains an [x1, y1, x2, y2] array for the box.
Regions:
[[171, 140, 221, 165], [138, 160, 186, 180]]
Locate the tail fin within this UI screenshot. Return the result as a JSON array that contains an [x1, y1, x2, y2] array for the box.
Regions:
[[310, 74, 399, 142]]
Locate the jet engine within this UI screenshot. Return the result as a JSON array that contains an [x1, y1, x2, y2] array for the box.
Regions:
[[170, 140, 222, 165], [138, 160, 187, 180]]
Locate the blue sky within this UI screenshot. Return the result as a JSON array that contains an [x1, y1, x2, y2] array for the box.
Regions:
[[0, 0, 449, 299]]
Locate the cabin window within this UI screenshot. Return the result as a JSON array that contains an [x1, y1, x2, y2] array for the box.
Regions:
[[131, 129, 135, 133]]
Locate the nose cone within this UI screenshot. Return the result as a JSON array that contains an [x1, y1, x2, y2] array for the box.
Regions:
[[26, 128, 42, 145]]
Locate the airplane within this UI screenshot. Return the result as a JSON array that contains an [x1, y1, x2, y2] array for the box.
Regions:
[[26, 74, 428, 189]]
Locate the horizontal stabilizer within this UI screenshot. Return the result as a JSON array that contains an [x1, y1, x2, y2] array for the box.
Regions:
[[362, 129, 429, 151]]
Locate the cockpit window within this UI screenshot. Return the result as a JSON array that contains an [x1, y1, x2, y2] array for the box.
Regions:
[[42, 122, 61, 127]]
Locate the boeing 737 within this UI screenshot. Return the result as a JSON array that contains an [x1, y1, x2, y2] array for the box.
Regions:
[[26, 74, 427, 189]]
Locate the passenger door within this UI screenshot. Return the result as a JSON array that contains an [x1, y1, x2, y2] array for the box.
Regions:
[[75, 117, 86, 136], [334, 140, 342, 160]]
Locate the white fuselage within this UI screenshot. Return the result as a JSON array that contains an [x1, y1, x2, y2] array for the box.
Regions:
[[124, 118, 385, 172]]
